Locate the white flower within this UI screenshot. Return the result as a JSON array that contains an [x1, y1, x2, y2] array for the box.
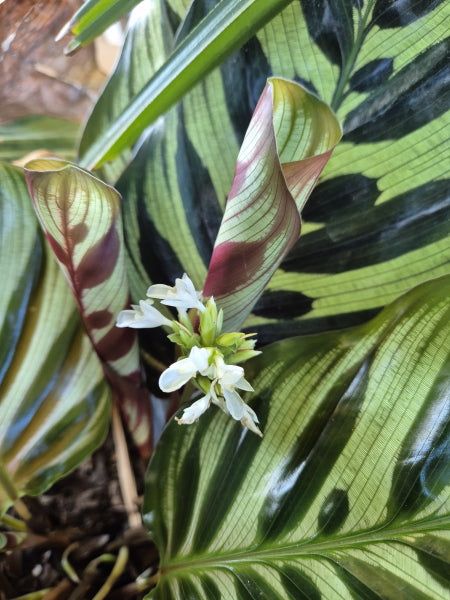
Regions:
[[211, 358, 261, 435], [214, 358, 253, 417], [116, 299, 172, 329], [169, 353, 262, 436], [175, 392, 212, 425], [159, 346, 212, 393], [147, 273, 205, 313]]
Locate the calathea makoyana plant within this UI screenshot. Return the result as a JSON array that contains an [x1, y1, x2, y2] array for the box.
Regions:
[[0, 1, 448, 598]]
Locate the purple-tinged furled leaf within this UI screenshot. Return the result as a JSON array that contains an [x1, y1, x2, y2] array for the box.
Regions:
[[24, 159, 152, 457], [203, 78, 342, 332]]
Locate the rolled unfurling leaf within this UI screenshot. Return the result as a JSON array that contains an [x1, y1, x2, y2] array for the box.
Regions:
[[203, 78, 342, 332], [24, 159, 151, 456]]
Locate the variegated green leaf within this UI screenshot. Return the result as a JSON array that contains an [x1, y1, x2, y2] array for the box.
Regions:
[[79, 0, 174, 184], [78, 0, 295, 169], [111, 0, 449, 348], [24, 159, 152, 456], [0, 163, 111, 515], [143, 275, 450, 599], [203, 77, 341, 331]]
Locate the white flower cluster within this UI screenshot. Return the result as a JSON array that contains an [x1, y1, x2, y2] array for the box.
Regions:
[[116, 274, 262, 436]]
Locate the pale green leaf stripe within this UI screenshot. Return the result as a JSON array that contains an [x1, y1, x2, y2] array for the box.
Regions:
[[0, 248, 110, 514], [119, 112, 210, 300], [144, 276, 450, 599], [79, 0, 294, 168], [265, 236, 450, 321]]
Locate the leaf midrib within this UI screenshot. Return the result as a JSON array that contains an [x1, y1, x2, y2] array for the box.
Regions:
[[160, 514, 449, 573]]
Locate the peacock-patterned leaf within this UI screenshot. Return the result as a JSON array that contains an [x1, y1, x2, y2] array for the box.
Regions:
[[143, 275, 450, 599], [0, 162, 111, 515], [203, 77, 342, 331], [106, 0, 449, 348], [24, 159, 152, 456]]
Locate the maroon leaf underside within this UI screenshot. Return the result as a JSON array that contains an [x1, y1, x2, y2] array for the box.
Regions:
[[203, 80, 337, 331]]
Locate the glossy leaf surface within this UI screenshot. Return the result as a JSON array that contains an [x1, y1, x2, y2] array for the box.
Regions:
[[143, 275, 450, 599], [24, 159, 151, 456], [111, 0, 449, 348], [203, 77, 342, 331], [0, 163, 111, 515]]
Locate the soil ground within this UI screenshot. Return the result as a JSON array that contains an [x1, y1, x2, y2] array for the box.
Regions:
[[0, 433, 158, 600]]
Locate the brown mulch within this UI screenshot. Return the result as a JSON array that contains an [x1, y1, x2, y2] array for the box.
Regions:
[[0, 434, 159, 600]]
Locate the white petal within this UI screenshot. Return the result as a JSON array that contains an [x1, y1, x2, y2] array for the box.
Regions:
[[240, 404, 263, 437], [161, 297, 205, 312], [233, 376, 254, 392], [116, 300, 171, 328], [189, 346, 212, 374], [218, 363, 246, 388], [139, 300, 173, 327], [222, 388, 245, 420], [146, 283, 173, 299], [147, 274, 205, 312], [175, 393, 211, 425], [159, 357, 198, 392], [116, 309, 142, 328], [180, 273, 197, 297], [175, 274, 205, 311]]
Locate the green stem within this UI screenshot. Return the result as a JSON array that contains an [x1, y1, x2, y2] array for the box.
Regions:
[[136, 572, 160, 592], [92, 546, 129, 600], [61, 542, 81, 583], [0, 464, 19, 502]]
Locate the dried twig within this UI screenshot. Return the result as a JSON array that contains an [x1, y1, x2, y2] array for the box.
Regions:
[[111, 403, 142, 529]]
